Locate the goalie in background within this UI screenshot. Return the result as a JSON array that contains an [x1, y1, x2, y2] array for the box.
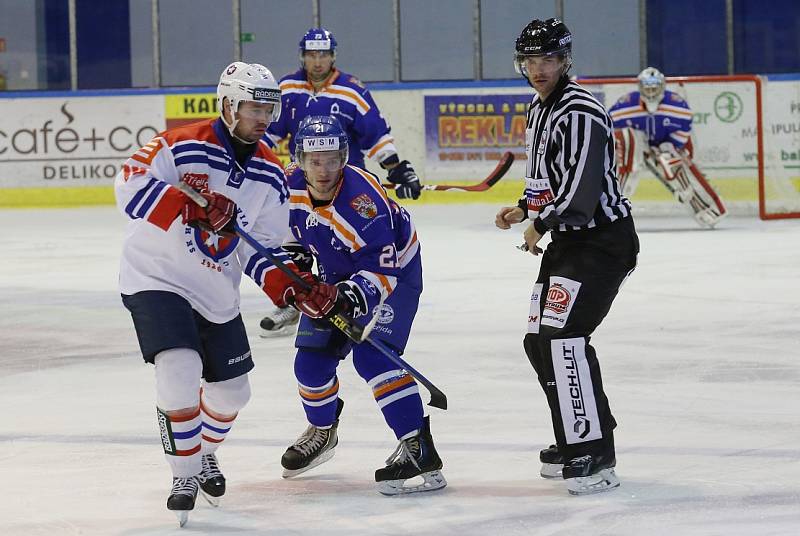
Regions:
[[609, 67, 727, 228]]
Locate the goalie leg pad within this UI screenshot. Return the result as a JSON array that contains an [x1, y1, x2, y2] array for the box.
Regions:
[[681, 161, 727, 228], [613, 128, 646, 197]]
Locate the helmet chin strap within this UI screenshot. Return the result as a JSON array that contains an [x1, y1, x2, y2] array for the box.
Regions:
[[221, 105, 257, 145]]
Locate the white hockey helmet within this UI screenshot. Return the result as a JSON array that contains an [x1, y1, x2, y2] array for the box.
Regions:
[[217, 62, 281, 130], [637, 67, 666, 113]]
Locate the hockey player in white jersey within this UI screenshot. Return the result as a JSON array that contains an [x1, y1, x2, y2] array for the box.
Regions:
[[609, 67, 727, 227], [115, 62, 313, 527]]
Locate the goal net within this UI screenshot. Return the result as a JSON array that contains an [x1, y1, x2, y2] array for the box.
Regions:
[[580, 75, 800, 220]]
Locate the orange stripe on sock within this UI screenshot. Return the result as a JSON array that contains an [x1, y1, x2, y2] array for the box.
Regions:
[[373, 375, 415, 398], [299, 380, 340, 400], [202, 434, 225, 444]]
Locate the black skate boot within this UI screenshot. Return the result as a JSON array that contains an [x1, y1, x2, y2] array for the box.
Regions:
[[562, 453, 619, 495], [281, 398, 344, 478], [539, 444, 564, 479], [259, 306, 300, 338], [196, 453, 225, 506], [166, 476, 199, 527], [374, 416, 447, 495]]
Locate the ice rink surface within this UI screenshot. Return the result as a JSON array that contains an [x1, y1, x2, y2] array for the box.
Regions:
[[2, 204, 799, 535]]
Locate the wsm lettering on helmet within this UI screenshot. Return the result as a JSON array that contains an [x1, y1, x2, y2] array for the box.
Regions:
[[551, 337, 602, 443]]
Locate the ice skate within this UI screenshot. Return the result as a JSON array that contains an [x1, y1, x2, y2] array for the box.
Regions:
[[539, 444, 564, 479], [166, 476, 199, 527], [375, 416, 447, 496], [281, 399, 343, 478], [196, 453, 225, 506], [259, 305, 300, 338], [563, 454, 619, 496]]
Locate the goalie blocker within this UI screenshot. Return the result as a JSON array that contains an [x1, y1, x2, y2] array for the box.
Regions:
[[614, 128, 727, 228]]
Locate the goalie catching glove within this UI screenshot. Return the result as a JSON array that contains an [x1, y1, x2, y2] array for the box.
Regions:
[[386, 160, 422, 200], [283, 279, 369, 320], [181, 190, 237, 235]]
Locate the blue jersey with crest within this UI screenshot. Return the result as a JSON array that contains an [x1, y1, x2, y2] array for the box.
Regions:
[[287, 165, 420, 315], [609, 89, 693, 149], [267, 68, 397, 168]]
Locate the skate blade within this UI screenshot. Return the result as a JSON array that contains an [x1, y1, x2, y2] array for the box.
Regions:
[[198, 488, 221, 507], [377, 470, 447, 496], [566, 468, 620, 496], [540, 462, 563, 479], [282, 447, 336, 478], [173, 510, 189, 527]]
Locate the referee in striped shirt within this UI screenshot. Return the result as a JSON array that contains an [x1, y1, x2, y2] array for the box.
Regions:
[[495, 18, 639, 496]]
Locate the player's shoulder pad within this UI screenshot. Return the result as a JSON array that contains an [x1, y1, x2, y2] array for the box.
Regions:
[[255, 142, 285, 168], [161, 119, 216, 145], [348, 75, 365, 89], [342, 166, 391, 211], [667, 91, 687, 105]]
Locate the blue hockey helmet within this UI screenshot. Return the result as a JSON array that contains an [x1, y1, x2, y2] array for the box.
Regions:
[[299, 27, 337, 54], [294, 115, 349, 169]]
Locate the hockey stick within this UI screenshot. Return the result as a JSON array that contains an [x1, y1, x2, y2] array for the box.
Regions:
[[175, 182, 375, 343], [176, 183, 448, 410], [383, 151, 515, 192]]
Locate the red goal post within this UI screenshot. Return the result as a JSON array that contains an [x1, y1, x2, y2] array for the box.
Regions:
[[579, 74, 800, 220]]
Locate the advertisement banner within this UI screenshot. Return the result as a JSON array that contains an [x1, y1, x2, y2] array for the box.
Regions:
[[0, 95, 164, 188], [423, 94, 528, 169]]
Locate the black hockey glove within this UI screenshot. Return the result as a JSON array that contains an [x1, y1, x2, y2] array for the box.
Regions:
[[387, 160, 422, 200], [283, 241, 314, 272], [334, 280, 369, 319]]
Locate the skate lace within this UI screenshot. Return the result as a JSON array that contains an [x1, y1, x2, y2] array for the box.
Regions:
[[171, 477, 198, 496], [201, 453, 222, 479], [385, 436, 421, 470], [293, 426, 329, 456]]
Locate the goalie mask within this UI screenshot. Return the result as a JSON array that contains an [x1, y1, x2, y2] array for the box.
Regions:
[[638, 67, 666, 113], [294, 115, 349, 170], [217, 62, 281, 141], [514, 18, 573, 78]]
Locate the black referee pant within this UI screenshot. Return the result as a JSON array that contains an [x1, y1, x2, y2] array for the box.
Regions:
[[524, 217, 639, 463]]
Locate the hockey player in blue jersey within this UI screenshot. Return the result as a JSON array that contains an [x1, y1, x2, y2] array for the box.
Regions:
[[609, 67, 727, 227], [277, 115, 446, 496], [260, 26, 423, 338]]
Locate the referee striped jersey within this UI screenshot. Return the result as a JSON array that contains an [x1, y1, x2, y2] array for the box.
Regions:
[[521, 75, 632, 234]]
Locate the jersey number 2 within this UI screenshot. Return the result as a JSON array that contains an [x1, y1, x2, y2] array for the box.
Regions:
[[379, 245, 398, 268]]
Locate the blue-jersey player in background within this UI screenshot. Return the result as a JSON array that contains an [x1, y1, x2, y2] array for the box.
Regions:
[[609, 67, 727, 227], [260, 27, 423, 337], [276, 115, 446, 496]]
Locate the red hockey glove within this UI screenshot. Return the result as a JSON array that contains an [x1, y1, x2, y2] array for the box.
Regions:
[[287, 281, 348, 320], [182, 191, 236, 235]]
